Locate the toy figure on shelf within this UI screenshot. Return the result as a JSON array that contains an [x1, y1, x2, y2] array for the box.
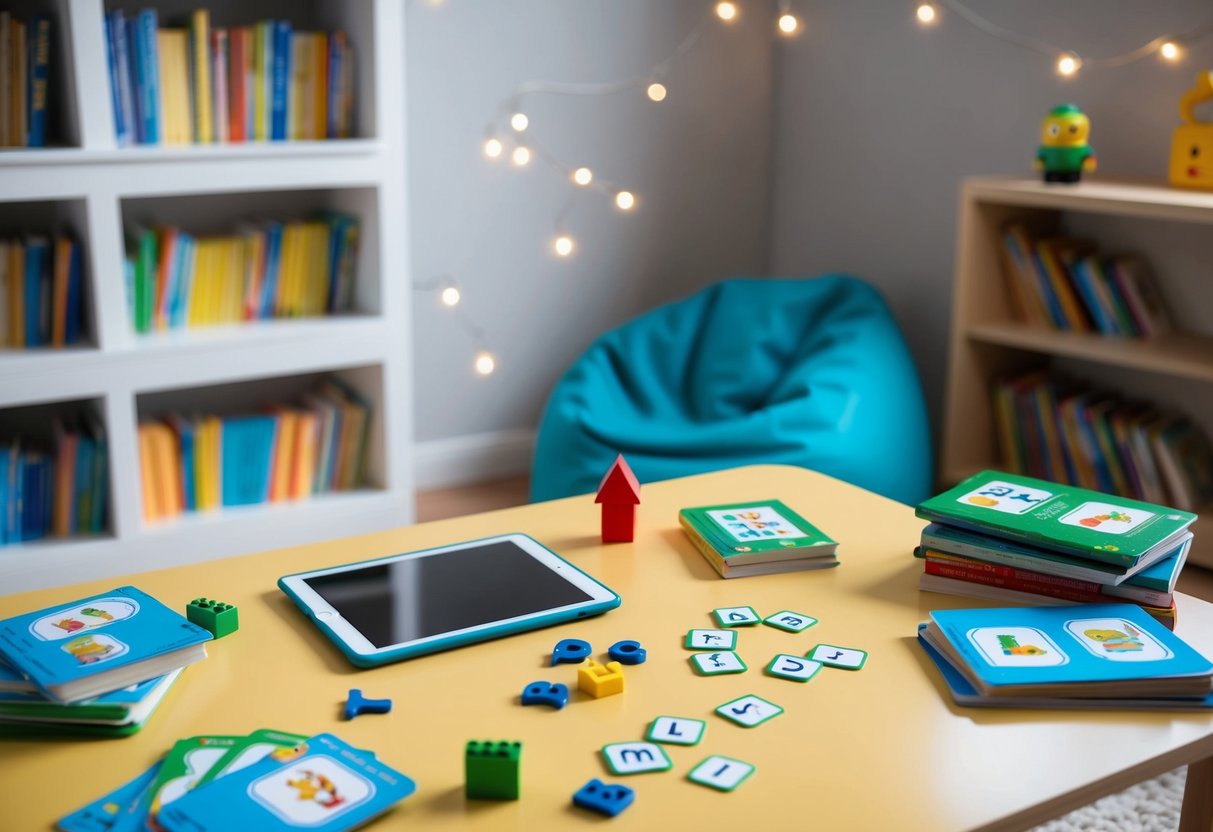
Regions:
[[1168, 71, 1213, 191], [1035, 104, 1096, 183]]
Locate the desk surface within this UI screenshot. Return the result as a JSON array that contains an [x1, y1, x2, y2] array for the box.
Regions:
[[3, 465, 1213, 831]]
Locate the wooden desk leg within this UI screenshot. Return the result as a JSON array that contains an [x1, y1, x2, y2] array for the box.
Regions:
[[1180, 757, 1213, 832]]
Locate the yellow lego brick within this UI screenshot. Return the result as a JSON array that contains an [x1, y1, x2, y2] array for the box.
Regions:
[[577, 659, 625, 699]]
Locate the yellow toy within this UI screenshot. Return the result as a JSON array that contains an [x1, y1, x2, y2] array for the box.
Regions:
[[1035, 104, 1096, 183], [1169, 71, 1213, 190], [577, 659, 625, 698]]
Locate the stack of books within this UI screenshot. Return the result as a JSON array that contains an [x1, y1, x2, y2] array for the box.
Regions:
[[0, 417, 108, 548], [124, 214, 360, 334], [679, 499, 839, 578], [0, 234, 85, 348], [0, 586, 211, 735], [104, 9, 356, 147], [58, 731, 415, 832], [917, 603, 1213, 709], [914, 470, 1197, 629], [1000, 223, 1173, 337], [993, 370, 1213, 511], [0, 12, 51, 148], [138, 378, 371, 522]]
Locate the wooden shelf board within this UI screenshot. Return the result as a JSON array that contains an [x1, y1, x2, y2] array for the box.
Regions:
[[965, 176, 1213, 224], [0, 139, 382, 168], [966, 324, 1213, 383], [121, 314, 385, 355]]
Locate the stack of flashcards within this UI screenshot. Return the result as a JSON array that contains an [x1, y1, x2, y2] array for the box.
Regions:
[[0, 586, 211, 734], [678, 499, 839, 578], [914, 470, 1196, 629], [918, 603, 1213, 710], [58, 731, 416, 832]]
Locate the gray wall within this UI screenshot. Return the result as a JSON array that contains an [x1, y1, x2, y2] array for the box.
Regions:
[[769, 0, 1213, 447], [407, 1, 776, 443]]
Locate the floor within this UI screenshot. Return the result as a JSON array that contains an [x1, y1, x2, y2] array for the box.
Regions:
[[415, 476, 1213, 604]]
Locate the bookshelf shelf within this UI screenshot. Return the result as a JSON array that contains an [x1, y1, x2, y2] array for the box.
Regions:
[[0, 0, 412, 592], [944, 176, 1213, 569]]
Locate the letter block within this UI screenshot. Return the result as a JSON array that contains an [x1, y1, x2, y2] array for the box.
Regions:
[[577, 660, 625, 699], [465, 740, 522, 800], [186, 597, 239, 638]]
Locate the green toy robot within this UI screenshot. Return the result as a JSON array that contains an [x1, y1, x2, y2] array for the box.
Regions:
[[1036, 104, 1096, 183]]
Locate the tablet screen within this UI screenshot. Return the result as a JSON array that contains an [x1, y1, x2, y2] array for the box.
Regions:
[[300, 539, 595, 648]]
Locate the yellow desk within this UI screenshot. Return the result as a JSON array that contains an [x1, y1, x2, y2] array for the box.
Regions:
[[3, 465, 1213, 831]]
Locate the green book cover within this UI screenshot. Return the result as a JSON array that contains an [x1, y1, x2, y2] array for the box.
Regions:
[[916, 470, 1197, 567], [679, 500, 838, 566]]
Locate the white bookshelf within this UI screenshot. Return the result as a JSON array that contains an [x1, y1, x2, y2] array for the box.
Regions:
[[0, 0, 413, 592]]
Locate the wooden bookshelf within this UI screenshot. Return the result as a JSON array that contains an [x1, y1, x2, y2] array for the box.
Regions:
[[0, 0, 413, 592], [942, 176, 1213, 569]]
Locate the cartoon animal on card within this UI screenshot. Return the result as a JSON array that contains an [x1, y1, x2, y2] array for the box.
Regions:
[[1083, 625, 1145, 653], [287, 770, 346, 809], [53, 618, 85, 634]]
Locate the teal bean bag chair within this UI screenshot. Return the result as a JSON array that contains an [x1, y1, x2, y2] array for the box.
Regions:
[[530, 275, 931, 505]]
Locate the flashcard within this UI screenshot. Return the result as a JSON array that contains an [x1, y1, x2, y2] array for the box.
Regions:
[[194, 729, 310, 788], [765, 654, 822, 682], [687, 755, 755, 792], [809, 644, 868, 670], [646, 716, 706, 746], [1065, 617, 1174, 662], [762, 610, 817, 632], [714, 695, 783, 728], [684, 629, 738, 650], [600, 742, 673, 775], [57, 761, 162, 832], [966, 627, 1067, 668], [713, 606, 761, 627], [146, 735, 244, 822], [157, 733, 416, 832], [690, 650, 747, 676], [706, 506, 808, 540]]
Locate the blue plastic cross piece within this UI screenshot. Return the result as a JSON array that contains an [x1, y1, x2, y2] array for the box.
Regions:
[[551, 638, 592, 666], [344, 688, 392, 720], [520, 680, 569, 709], [573, 778, 635, 817], [607, 640, 647, 665]]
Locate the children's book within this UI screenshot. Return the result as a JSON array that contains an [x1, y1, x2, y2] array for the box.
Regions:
[[0, 667, 180, 727], [915, 470, 1196, 567], [678, 499, 838, 579], [0, 586, 211, 703], [157, 733, 416, 832], [920, 603, 1213, 699], [917, 625, 1213, 710]]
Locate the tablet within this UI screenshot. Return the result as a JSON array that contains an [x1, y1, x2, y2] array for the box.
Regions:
[[278, 533, 621, 667]]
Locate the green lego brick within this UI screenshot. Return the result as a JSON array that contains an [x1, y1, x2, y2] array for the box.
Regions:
[[465, 740, 521, 800], [186, 597, 239, 638]]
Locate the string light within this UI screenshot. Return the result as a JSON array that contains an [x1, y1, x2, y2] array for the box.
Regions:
[[715, 2, 737, 22], [1056, 52, 1081, 77], [483, 137, 503, 159], [1160, 41, 1181, 61], [510, 112, 529, 132], [440, 285, 461, 307], [474, 351, 496, 376], [511, 146, 531, 166], [572, 167, 593, 186], [553, 235, 575, 257], [614, 191, 636, 211], [915, 3, 938, 26], [646, 82, 668, 102], [777, 14, 799, 35]]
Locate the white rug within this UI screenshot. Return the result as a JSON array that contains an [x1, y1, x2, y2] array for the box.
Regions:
[[1032, 767, 1186, 832]]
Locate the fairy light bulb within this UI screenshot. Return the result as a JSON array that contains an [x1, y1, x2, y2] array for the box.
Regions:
[[483, 137, 503, 159], [1057, 52, 1081, 76], [715, 2, 737, 22], [915, 3, 937, 25], [553, 235, 575, 257], [440, 286, 461, 307], [474, 351, 496, 376], [510, 112, 529, 132], [511, 146, 531, 166], [647, 82, 667, 102], [777, 14, 799, 34], [615, 190, 636, 211], [1160, 41, 1181, 61], [572, 167, 593, 186]]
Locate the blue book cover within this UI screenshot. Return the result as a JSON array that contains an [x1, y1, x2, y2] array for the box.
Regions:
[[89, 420, 108, 533], [20, 453, 47, 541], [260, 223, 283, 317], [158, 733, 416, 832], [222, 417, 276, 506], [926, 603, 1213, 691], [64, 238, 81, 344], [0, 585, 210, 703], [269, 21, 292, 141], [0, 449, 8, 546], [27, 16, 51, 147], [173, 416, 196, 512], [104, 11, 127, 145], [326, 34, 342, 139], [1070, 257, 1117, 335], [57, 761, 163, 832], [23, 238, 48, 347], [133, 10, 160, 145], [170, 233, 195, 330], [9, 447, 24, 545]]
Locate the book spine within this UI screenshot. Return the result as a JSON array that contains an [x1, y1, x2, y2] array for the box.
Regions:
[[105, 12, 127, 146], [922, 553, 1159, 606], [920, 533, 1120, 584], [113, 13, 136, 147], [227, 28, 246, 143], [0, 13, 10, 147], [211, 29, 228, 144], [269, 20, 291, 140], [327, 32, 342, 138], [135, 10, 160, 144], [190, 10, 212, 144], [26, 16, 49, 147]]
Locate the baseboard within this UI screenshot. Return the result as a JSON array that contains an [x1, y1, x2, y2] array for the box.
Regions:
[[412, 429, 535, 490]]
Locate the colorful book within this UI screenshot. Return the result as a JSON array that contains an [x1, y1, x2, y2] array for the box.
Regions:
[[915, 470, 1197, 567], [919, 603, 1213, 699], [26, 15, 49, 147], [679, 499, 839, 578], [0, 586, 210, 703], [1111, 256, 1172, 338], [0, 667, 180, 729], [132, 9, 160, 144]]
